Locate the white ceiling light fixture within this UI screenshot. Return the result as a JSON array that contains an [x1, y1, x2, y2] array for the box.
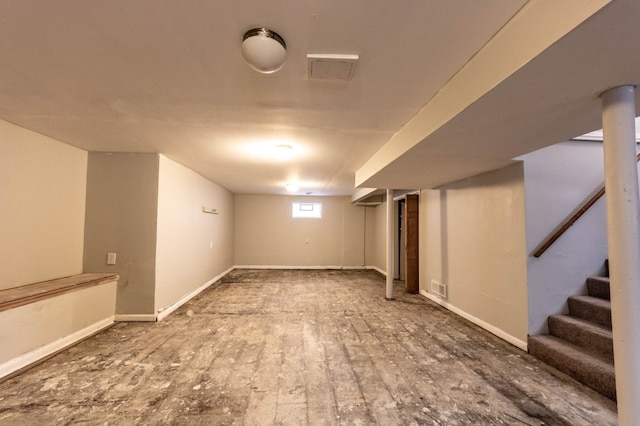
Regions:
[[241, 28, 287, 74], [286, 182, 299, 192]]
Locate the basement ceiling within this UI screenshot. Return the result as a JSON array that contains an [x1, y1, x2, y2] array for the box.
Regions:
[[2, 1, 638, 197], [0, 1, 526, 196], [356, 0, 640, 191]]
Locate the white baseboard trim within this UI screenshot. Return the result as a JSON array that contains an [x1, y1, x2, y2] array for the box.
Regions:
[[0, 316, 114, 380], [156, 266, 235, 322], [233, 265, 368, 270], [419, 290, 528, 352], [366, 266, 386, 276], [114, 314, 157, 322]]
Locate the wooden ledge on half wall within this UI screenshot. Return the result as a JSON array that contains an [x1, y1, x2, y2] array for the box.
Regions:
[[0, 273, 119, 313]]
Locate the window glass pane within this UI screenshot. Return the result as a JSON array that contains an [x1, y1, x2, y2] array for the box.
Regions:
[[292, 202, 322, 218]]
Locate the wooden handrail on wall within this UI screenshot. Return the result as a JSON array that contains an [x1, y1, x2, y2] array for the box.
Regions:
[[532, 152, 640, 258]]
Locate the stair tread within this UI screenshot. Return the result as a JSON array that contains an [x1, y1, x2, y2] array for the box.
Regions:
[[529, 334, 614, 368], [567, 295, 612, 327], [549, 314, 612, 336], [588, 275, 610, 283], [548, 315, 613, 361], [528, 334, 616, 400], [568, 295, 611, 307]]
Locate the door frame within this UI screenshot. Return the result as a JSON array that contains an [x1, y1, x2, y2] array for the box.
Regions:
[[392, 192, 420, 293]]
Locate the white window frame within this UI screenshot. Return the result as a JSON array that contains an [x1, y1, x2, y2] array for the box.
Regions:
[[292, 202, 322, 219]]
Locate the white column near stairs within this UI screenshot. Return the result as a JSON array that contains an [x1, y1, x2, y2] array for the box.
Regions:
[[601, 85, 640, 425]]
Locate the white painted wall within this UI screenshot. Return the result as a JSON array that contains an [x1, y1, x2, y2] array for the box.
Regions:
[[83, 153, 159, 316], [0, 119, 87, 289], [363, 205, 380, 272], [155, 155, 234, 314], [520, 141, 609, 334], [369, 200, 389, 274], [0, 281, 117, 379], [234, 195, 367, 268], [420, 163, 529, 348], [0, 121, 118, 378], [343, 200, 368, 267]]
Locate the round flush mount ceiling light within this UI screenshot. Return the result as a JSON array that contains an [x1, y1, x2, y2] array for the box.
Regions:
[[241, 28, 287, 74]]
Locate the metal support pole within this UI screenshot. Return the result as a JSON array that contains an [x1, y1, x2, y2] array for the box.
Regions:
[[386, 189, 394, 300], [601, 85, 640, 424]]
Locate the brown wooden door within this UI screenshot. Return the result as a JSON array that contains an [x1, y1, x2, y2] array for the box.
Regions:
[[404, 194, 419, 293]]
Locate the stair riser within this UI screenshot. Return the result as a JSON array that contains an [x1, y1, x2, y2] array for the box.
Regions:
[[568, 298, 611, 328], [548, 317, 613, 361], [586, 277, 611, 300]]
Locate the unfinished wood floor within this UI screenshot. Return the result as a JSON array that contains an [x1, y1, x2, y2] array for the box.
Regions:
[[0, 270, 617, 425]]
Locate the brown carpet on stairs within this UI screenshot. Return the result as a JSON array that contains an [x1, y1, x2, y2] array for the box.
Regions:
[[529, 274, 616, 401]]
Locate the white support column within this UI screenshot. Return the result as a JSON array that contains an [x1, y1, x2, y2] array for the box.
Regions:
[[601, 85, 640, 424], [386, 189, 394, 300]]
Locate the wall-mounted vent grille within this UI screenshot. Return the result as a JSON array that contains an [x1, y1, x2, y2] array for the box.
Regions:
[[431, 280, 447, 299]]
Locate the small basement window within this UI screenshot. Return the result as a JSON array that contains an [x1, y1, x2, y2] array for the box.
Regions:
[[292, 202, 322, 219]]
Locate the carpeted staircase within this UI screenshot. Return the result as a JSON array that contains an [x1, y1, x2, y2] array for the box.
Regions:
[[528, 274, 615, 400]]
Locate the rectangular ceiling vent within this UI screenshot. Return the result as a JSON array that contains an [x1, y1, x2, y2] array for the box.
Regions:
[[307, 53, 359, 80], [431, 279, 447, 299]]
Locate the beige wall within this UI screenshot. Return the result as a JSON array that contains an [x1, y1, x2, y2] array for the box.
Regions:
[[234, 195, 367, 267], [369, 201, 388, 273], [0, 281, 116, 375], [83, 153, 159, 316], [363, 205, 380, 271], [420, 163, 529, 347], [0, 119, 87, 289], [155, 155, 234, 312]]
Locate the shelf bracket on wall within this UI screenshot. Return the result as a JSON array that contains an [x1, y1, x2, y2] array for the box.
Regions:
[[202, 206, 218, 215]]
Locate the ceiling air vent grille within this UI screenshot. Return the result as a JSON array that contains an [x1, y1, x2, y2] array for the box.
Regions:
[[307, 54, 359, 80]]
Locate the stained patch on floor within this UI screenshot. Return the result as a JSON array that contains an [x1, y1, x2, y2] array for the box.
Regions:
[[0, 269, 617, 425]]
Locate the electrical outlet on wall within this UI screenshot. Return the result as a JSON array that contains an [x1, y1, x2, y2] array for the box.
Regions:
[[107, 252, 117, 265]]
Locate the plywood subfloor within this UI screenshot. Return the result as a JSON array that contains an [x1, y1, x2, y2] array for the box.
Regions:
[[0, 269, 617, 425]]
